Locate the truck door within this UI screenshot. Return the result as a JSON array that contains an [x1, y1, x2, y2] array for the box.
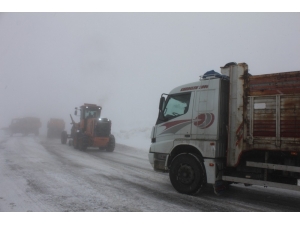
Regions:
[[191, 80, 219, 141]]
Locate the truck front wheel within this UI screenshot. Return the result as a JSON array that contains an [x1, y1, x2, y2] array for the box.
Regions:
[[169, 154, 206, 195]]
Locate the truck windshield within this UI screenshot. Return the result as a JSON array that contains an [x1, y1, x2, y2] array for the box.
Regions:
[[163, 93, 191, 120]]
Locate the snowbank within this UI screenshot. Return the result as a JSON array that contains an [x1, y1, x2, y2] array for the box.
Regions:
[[112, 127, 151, 151]]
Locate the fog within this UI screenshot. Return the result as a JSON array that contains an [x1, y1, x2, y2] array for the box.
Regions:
[[1, 13, 299, 140]]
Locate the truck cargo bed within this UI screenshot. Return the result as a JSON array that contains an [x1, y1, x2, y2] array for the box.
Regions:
[[225, 64, 300, 167], [246, 71, 300, 151]]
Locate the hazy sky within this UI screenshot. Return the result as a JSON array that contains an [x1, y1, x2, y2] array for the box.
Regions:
[[1, 13, 300, 133]]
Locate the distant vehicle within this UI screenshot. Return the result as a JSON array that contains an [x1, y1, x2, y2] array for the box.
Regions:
[[61, 103, 115, 152], [149, 62, 300, 195], [47, 118, 65, 138], [9, 117, 41, 136]]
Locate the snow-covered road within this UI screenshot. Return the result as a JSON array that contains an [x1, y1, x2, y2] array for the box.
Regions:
[[1, 133, 300, 212]]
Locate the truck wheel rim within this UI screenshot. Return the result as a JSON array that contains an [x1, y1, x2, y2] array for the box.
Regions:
[[177, 164, 195, 185]]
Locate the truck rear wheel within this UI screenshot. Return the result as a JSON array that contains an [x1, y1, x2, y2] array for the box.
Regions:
[[169, 154, 206, 195], [106, 134, 115, 152]]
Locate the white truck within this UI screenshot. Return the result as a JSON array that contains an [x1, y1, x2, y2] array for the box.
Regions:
[[148, 62, 300, 195]]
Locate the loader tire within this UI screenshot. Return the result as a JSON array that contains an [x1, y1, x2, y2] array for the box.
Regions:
[[61, 131, 67, 144], [106, 134, 115, 152], [73, 139, 78, 149], [79, 135, 88, 151], [73, 133, 79, 149], [169, 154, 206, 195]]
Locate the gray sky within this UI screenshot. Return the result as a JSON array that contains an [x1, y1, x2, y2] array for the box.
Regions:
[[1, 12, 300, 133]]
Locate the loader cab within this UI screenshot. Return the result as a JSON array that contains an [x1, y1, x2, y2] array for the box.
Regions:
[[75, 104, 102, 119], [82, 107, 101, 119], [76, 103, 102, 131]]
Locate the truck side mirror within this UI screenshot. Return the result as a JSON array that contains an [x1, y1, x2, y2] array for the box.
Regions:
[[159, 97, 165, 111], [74, 107, 77, 115]]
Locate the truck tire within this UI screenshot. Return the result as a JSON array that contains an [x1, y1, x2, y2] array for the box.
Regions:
[[106, 134, 115, 152], [61, 131, 67, 144], [169, 154, 206, 195]]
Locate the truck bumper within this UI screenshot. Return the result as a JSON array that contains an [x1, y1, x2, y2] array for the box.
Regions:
[[148, 152, 168, 172]]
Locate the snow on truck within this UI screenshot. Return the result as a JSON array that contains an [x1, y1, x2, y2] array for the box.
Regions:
[[149, 62, 300, 195]]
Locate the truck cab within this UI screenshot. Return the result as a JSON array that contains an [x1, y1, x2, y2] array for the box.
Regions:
[[149, 70, 230, 194]]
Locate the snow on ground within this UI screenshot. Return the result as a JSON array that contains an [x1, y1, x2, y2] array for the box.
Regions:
[[112, 127, 152, 151]]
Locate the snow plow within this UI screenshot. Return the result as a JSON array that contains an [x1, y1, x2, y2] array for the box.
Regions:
[[47, 118, 65, 138], [9, 117, 41, 136], [61, 103, 115, 152]]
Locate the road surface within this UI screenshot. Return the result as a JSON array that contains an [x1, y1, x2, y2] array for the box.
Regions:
[[1, 134, 300, 212]]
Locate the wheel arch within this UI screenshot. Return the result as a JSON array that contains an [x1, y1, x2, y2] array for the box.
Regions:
[[167, 144, 204, 168]]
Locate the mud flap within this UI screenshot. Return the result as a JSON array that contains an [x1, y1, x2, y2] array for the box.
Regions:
[[213, 180, 228, 196]]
